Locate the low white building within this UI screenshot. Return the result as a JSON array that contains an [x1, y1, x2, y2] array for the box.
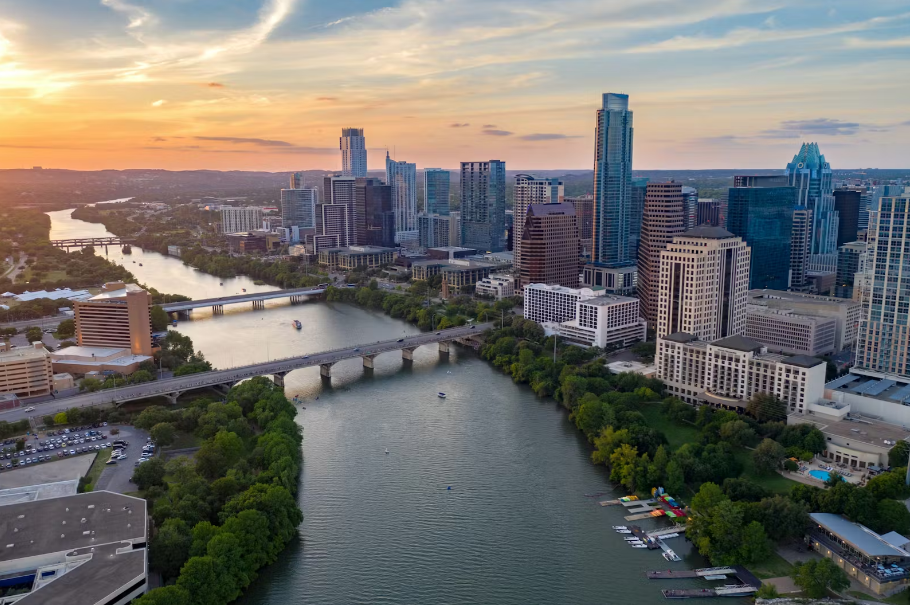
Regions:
[[745, 305, 838, 357], [656, 332, 827, 414], [547, 295, 646, 349], [523, 283, 604, 324], [475, 275, 514, 300]]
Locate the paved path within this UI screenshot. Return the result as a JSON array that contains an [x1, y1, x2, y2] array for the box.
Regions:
[[94, 426, 149, 494]]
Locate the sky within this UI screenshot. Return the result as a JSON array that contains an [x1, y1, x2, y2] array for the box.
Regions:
[[0, 0, 908, 171]]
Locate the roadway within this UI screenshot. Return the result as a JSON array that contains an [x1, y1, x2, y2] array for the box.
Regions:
[[160, 286, 327, 312], [0, 324, 492, 422]]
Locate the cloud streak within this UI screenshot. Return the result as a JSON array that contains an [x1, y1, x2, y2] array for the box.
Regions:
[[482, 129, 513, 136], [520, 133, 580, 141]]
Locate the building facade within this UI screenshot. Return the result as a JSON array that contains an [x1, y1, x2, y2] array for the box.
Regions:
[[656, 226, 751, 341], [322, 175, 357, 246], [696, 199, 722, 227], [790, 207, 813, 291], [280, 189, 317, 234], [565, 194, 594, 257], [417, 213, 452, 248], [835, 241, 867, 299], [461, 160, 506, 252], [74, 282, 152, 356], [745, 306, 837, 356], [513, 174, 564, 275], [748, 289, 862, 352], [475, 275, 515, 300], [834, 188, 862, 246], [630, 177, 648, 258], [548, 295, 646, 349], [637, 182, 687, 324], [682, 186, 698, 230], [355, 177, 394, 247], [727, 182, 797, 291], [317, 246, 397, 270], [523, 283, 604, 324], [786, 142, 839, 273], [220, 206, 263, 234], [518, 203, 579, 289], [591, 93, 634, 269], [386, 152, 418, 238], [424, 168, 450, 215], [0, 341, 53, 398], [340, 127, 367, 177]]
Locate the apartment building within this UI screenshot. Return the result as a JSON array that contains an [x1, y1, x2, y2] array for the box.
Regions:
[[317, 246, 397, 270], [637, 182, 686, 323], [747, 289, 862, 352], [74, 282, 152, 356], [0, 341, 53, 398], [523, 283, 606, 324], [475, 275, 515, 300], [220, 206, 263, 234], [745, 306, 837, 356]]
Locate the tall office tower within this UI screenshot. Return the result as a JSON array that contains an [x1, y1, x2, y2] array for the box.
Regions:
[[340, 128, 367, 177], [857, 188, 873, 232], [656, 227, 751, 340], [790, 208, 813, 291], [696, 199, 721, 226], [637, 182, 686, 324], [855, 187, 910, 378], [220, 206, 263, 234], [280, 189, 317, 230], [424, 169, 451, 215], [355, 177, 394, 247], [290, 171, 306, 189], [518, 204, 579, 288], [566, 194, 594, 259], [727, 177, 798, 291], [591, 93, 634, 268], [460, 160, 506, 252], [74, 282, 153, 355], [834, 241, 866, 299], [833, 188, 861, 246], [786, 142, 839, 273], [681, 186, 698, 230], [386, 152, 418, 239], [448, 211, 462, 247], [322, 175, 357, 246], [514, 174, 564, 279], [630, 177, 648, 258], [418, 214, 452, 248]]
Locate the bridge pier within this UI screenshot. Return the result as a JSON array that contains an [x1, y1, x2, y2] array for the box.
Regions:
[[401, 347, 418, 362], [362, 354, 377, 369], [320, 363, 334, 378], [271, 372, 288, 388], [212, 304, 224, 314], [164, 391, 184, 405], [438, 341, 452, 354], [252, 300, 265, 310]]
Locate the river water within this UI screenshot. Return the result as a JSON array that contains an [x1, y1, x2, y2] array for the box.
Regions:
[[48, 208, 722, 605]]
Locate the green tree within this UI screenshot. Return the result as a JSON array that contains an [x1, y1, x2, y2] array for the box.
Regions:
[[664, 460, 685, 496], [134, 406, 174, 430], [691, 482, 727, 514], [746, 393, 787, 422], [718, 420, 756, 447], [80, 377, 102, 392], [25, 326, 42, 342], [53, 411, 68, 425], [55, 318, 75, 338], [889, 441, 910, 468], [752, 438, 786, 474], [132, 585, 191, 605], [791, 558, 850, 598], [132, 457, 167, 490], [149, 518, 192, 580], [739, 520, 773, 565], [150, 422, 177, 447], [150, 305, 170, 331], [755, 584, 779, 599]]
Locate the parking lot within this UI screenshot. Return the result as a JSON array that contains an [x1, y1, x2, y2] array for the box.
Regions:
[[0, 424, 114, 474], [94, 425, 151, 494]]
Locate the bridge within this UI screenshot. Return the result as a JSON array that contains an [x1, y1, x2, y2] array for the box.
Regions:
[[50, 237, 133, 248], [0, 324, 492, 421], [161, 286, 327, 315]]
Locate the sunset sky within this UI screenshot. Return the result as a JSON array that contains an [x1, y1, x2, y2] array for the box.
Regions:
[[1, 0, 908, 171]]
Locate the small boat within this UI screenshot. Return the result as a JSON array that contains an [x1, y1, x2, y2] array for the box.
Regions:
[[132, 260, 136, 263], [624, 537, 640, 542], [138, 263, 143, 266], [631, 544, 647, 548], [616, 530, 632, 534], [385, 448, 389, 455], [438, 392, 446, 398], [220, 282, 223, 286], [172, 320, 177, 327], [293, 320, 302, 330], [611, 526, 627, 530], [242, 288, 246, 292]]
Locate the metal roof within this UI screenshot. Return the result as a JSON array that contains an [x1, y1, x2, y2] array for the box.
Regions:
[[811, 513, 909, 558], [827, 374, 861, 389]]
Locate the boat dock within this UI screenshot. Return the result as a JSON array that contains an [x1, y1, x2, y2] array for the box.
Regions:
[[649, 566, 761, 599], [647, 567, 736, 580], [647, 526, 686, 538], [661, 585, 757, 599], [629, 525, 661, 550]]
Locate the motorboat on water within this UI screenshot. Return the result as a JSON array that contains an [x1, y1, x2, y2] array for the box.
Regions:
[[623, 537, 640, 542], [616, 529, 632, 534], [438, 392, 446, 398], [138, 263, 143, 266], [293, 320, 302, 330], [385, 448, 389, 455], [631, 544, 648, 548], [220, 282, 223, 286], [612, 526, 627, 530], [242, 288, 247, 292]]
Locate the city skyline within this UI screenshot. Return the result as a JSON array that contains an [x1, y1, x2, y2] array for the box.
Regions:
[[0, 1, 909, 171]]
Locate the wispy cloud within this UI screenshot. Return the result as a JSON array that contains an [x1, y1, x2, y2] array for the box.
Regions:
[[845, 36, 910, 49], [100, 0, 154, 30], [520, 133, 580, 141], [450, 123, 470, 128], [316, 96, 338, 102], [482, 129, 513, 136], [151, 99, 166, 107], [194, 136, 295, 147], [204, 82, 225, 88]]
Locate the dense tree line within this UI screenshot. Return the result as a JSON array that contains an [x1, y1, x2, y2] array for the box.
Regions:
[[132, 378, 303, 605]]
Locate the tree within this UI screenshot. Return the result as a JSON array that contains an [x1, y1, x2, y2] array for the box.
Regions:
[[889, 441, 910, 468], [56, 318, 75, 338], [53, 411, 68, 425], [25, 326, 42, 343], [149, 518, 191, 580], [718, 420, 756, 447], [132, 457, 167, 490], [752, 438, 786, 474], [746, 393, 787, 422], [150, 422, 177, 447], [691, 482, 727, 514], [722, 478, 769, 503], [132, 585, 191, 605], [739, 520, 773, 565], [791, 558, 850, 598], [755, 584, 779, 599], [80, 377, 102, 392], [150, 305, 170, 331], [134, 406, 174, 431]]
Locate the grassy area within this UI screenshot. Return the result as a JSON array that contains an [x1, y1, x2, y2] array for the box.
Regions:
[[82, 449, 112, 491], [638, 403, 699, 451], [751, 551, 797, 579], [166, 431, 203, 451], [852, 590, 884, 602], [736, 450, 799, 495]]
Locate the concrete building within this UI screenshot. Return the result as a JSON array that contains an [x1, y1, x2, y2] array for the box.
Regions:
[[439, 260, 497, 297], [513, 174, 564, 275], [630, 177, 648, 259], [0, 342, 53, 398], [322, 175, 357, 247], [475, 275, 515, 300], [745, 306, 837, 356], [834, 188, 862, 247], [656, 226, 750, 343], [424, 168, 450, 215], [225, 231, 280, 254], [461, 160, 506, 253], [220, 206, 263, 234], [696, 199, 722, 227], [638, 182, 686, 324], [790, 207, 813, 291], [786, 142, 839, 274], [656, 333, 826, 414], [427, 246, 477, 261], [386, 152, 417, 239], [523, 283, 604, 324], [280, 188, 317, 235], [340, 127, 367, 177], [74, 283, 152, 356], [682, 186, 698, 230], [50, 346, 152, 377], [317, 246, 397, 270], [545, 295, 646, 349], [418, 213, 452, 248], [835, 241, 867, 299], [447, 211, 462, 247], [747, 289, 862, 353], [517, 203, 578, 289], [0, 491, 148, 604], [581, 264, 637, 297]]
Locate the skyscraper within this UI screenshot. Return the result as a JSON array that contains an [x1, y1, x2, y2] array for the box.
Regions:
[[786, 142, 839, 273], [321, 175, 356, 246], [637, 182, 686, 324], [220, 206, 263, 234], [855, 187, 910, 378], [591, 93, 634, 268], [630, 177, 648, 259], [280, 188, 317, 241], [696, 199, 722, 227], [340, 128, 367, 178], [681, 186, 698, 230], [656, 226, 751, 341], [834, 241, 866, 299], [518, 203, 579, 288], [290, 172, 306, 189], [386, 152, 417, 240], [727, 178, 797, 291], [418, 214, 452, 248], [790, 208, 813, 291], [460, 160, 506, 253], [424, 169, 451, 215], [355, 177, 394, 247], [833, 188, 861, 246], [514, 174, 564, 281]]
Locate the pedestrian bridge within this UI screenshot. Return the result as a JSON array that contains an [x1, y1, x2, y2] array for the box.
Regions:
[[50, 237, 133, 248], [30, 323, 492, 410], [161, 286, 327, 314]]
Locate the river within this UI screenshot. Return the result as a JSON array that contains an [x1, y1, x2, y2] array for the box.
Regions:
[[48, 208, 721, 605]]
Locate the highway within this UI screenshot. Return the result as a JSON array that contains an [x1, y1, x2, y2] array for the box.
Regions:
[[0, 323, 491, 422], [161, 286, 326, 312]]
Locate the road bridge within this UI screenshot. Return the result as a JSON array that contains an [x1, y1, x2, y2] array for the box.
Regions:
[[0, 324, 492, 421], [50, 237, 133, 248], [161, 286, 327, 315]]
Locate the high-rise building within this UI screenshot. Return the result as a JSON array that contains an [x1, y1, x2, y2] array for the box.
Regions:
[[681, 186, 698, 230], [857, 188, 873, 233], [835, 241, 867, 299], [340, 128, 367, 178], [637, 182, 686, 324], [833, 188, 861, 246], [696, 199, 722, 226], [290, 172, 306, 189], [74, 282, 152, 356], [790, 208, 813, 291], [418, 214, 452, 248], [518, 203, 578, 288], [355, 178, 394, 247], [655, 226, 751, 341], [565, 194, 594, 248], [460, 160, 506, 252], [424, 169, 450, 215], [727, 180, 797, 291], [321, 175, 357, 246], [514, 174, 564, 280], [591, 93, 634, 268], [855, 187, 910, 378], [220, 206, 263, 234], [386, 152, 417, 239], [448, 211, 462, 247], [630, 177, 648, 259], [786, 142, 839, 273], [280, 189, 317, 233]]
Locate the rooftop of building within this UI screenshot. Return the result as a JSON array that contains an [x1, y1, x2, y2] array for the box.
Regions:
[[663, 332, 699, 344], [526, 203, 576, 216], [428, 247, 477, 253], [810, 513, 908, 558], [88, 283, 145, 301], [525, 283, 603, 296], [0, 343, 49, 361], [749, 289, 859, 307], [825, 372, 910, 405], [49, 345, 126, 359], [579, 294, 639, 306], [324, 245, 396, 255], [711, 334, 764, 352], [780, 354, 826, 369], [5, 289, 93, 303], [679, 225, 735, 239], [745, 305, 838, 324]]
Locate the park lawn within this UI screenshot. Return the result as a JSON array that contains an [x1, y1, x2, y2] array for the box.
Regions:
[[23, 268, 68, 283], [750, 551, 796, 579], [83, 449, 112, 491], [638, 403, 699, 451], [166, 431, 203, 451], [736, 450, 799, 495]]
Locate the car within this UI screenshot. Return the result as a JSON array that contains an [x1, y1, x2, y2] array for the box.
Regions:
[[105, 459, 117, 465], [25, 458, 31, 464], [354, 348, 360, 352], [23, 406, 35, 412], [94, 445, 100, 451], [397, 338, 404, 342], [135, 459, 147, 465], [69, 450, 75, 455], [102, 422, 108, 426], [436, 332, 441, 335], [116, 454, 127, 460], [470, 325, 476, 329], [57, 452, 63, 458]]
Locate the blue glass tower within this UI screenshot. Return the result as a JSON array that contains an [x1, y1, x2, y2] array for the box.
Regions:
[[424, 168, 450, 215], [785, 143, 838, 273], [592, 93, 634, 268]]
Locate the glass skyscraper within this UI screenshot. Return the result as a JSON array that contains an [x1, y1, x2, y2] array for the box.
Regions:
[[424, 169, 450, 215], [460, 160, 506, 253], [727, 183, 797, 291], [385, 152, 417, 237], [340, 128, 367, 178], [592, 93, 634, 268], [785, 142, 839, 273]]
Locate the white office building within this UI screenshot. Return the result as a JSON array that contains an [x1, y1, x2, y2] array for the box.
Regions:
[[745, 306, 837, 357], [523, 283, 603, 324], [550, 295, 646, 349], [475, 275, 515, 300], [221, 206, 263, 234]]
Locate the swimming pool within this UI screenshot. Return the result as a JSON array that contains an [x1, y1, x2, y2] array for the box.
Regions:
[[809, 470, 831, 481]]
